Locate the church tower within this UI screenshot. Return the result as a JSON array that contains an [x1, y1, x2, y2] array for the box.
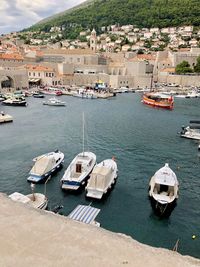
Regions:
[[90, 28, 97, 52]]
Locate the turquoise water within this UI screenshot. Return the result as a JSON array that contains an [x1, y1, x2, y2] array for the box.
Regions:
[[0, 93, 200, 258]]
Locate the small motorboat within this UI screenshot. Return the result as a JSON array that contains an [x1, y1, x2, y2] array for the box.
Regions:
[[142, 93, 174, 109], [2, 97, 27, 106], [73, 89, 97, 99], [86, 158, 118, 199], [0, 112, 13, 123], [149, 163, 179, 216], [9, 184, 48, 210], [61, 152, 96, 190], [33, 92, 44, 98], [180, 126, 200, 140], [43, 97, 66, 106], [27, 150, 64, 183], [68, 204, 101, 227]]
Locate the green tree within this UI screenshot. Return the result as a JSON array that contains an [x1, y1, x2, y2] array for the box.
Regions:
[[175, 61, 193, 74], [194, 56, 200, 73]]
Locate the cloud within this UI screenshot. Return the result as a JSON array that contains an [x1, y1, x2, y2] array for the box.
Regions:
[[0, 0, 86, 34]]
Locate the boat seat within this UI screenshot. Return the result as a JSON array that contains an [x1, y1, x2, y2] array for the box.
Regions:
[[153, 183, 160, 194]]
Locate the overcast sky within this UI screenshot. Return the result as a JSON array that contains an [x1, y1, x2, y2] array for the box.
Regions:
[[0, 0, 86, 34]]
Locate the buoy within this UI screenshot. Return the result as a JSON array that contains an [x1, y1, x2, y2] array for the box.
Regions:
[[192, 235, 196, 239]]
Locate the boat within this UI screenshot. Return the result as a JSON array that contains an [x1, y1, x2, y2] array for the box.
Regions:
[[9, 184, 48, 210], [180, 126, 200, 140], [61, 113, 96, 190], [27, 150, 64, 183], [43, 97, 66, 106], [61, 151, 96, 190], [149, 163, 179, 216], [0, 112, 13, 123], [2, 97, 27, 106], [142, 93, 174, 109], [86, 158, 118, 199], [40, 89, 62, 96], [68, 204, 101, 227], [73, 89, 97, 99], [33, 92, 44, 98]]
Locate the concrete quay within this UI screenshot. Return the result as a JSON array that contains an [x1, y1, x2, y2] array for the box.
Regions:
[[0, 194, 199, 267]]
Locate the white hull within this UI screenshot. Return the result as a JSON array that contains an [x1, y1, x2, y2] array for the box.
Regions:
[[0, 114, 13, 123], [43, 97, 66, 106], [149, 163, 179, 210], [86, 159, 118, 199], [28, 151, 64, 183], [9, 192, 48, 210], [61, 152, 96, 190], [180, 127, 200, 140]]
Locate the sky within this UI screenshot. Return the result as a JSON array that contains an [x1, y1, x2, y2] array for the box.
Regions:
[[0, 0, 86, 34]]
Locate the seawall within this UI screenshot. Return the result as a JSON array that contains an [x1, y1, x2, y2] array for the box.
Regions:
[[0, 193, 199, 267]]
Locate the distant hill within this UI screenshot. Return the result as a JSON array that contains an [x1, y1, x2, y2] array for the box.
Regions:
[[29, 0, 200, 38]]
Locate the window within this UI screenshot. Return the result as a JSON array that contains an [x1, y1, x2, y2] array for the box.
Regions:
[[33, 72, 35, 76], [38, 73, 40, 77], [77, 58, 80, 63]]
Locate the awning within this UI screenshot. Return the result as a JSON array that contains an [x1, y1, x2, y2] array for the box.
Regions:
[[29, 78, 41, 82], [68, 205, 100, 224]]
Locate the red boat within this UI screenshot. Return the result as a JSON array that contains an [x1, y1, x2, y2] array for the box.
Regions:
[[142, 93, 174, 110]]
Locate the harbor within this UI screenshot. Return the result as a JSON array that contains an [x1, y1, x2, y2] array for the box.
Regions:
[[0, 93, 200, 258]]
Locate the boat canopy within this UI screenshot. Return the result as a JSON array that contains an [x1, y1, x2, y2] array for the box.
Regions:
[[88, 166, 111, 189], [31, 156, 55, 175], [154, 163, 177, 186], [68, 205, 100, 224], [9, 192, 31, 204]]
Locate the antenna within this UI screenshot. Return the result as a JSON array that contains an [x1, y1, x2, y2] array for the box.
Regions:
[[82, 112, 85, 157]]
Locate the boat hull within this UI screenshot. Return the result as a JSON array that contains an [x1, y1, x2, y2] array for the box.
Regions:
[[149, 196, 177, 217], [86, 159, 118, 199], [142, 94, 173, 110], [61, 152, 96, 191], [2, 101, 27, 106], [27, 163, 62, 183]]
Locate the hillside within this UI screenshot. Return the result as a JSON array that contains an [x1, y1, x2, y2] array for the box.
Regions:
[[29, 0, 200, 37]]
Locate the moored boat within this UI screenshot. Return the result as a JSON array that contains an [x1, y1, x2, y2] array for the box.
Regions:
[[43, 97, 66, 106], [0, 112, 13, 123], [180, 126, 200, 140], [86, 158, 118, 199], [2, 97, 27, 106], [142, 93, 174, 109], [9, 184, 48, 210], [61, 113, 96, 190], [61, 151, 96, 190], [149, 163, 179, 216], [27, 150, 64, 183], [33, 92, 45, 98]]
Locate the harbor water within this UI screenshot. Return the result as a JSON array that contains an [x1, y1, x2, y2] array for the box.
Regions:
[[0, 93, 200, 258]]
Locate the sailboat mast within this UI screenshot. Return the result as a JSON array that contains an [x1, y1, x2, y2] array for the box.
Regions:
[[82, 112, 85, 157]]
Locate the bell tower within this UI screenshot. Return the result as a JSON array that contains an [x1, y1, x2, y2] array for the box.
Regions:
[[90, 28, 97, 52]]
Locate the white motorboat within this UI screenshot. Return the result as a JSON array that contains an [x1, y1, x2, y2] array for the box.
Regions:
[[2, 97, 27, 106], [61, 151, 96, 190], [43, 97, 66, 106], [68, 204, 101, 227], [86, 158, 118, 199], [9, 184, 48, 210], [0, 112, 13, 123], [73, 89, 97, 99], [27, 150, 64, 183], [61, 113, 96, 190], [180, 126, 200, 140], [149, 163, 179, 216]]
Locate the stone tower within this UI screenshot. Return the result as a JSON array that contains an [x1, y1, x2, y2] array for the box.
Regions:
[[90, 28, 97, 52]]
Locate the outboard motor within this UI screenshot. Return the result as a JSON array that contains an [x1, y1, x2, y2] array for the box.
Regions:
[[52, 205, 64, 214]]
